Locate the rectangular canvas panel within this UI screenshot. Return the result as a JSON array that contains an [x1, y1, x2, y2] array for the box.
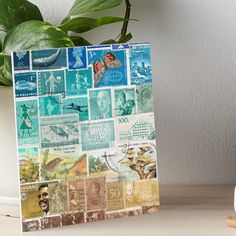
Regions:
[[12, 43, 160, 232]]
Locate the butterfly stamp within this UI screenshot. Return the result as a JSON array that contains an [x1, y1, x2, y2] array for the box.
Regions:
[[66, 67, 93, 96], [68, 47, 87, 70], [115, 113, 156, 143], [86, 210, 105, 223], [89, 88, 113, 120], [39, 95, 62, 117], [40, 114, 79, 148], [32, 48, 67, 71], [16, 99, 39, 146], [113, 86, 137, 116], [106, 182, 124, 211], [85, 177, 106, 211], [87, 48, 128, 87], [130, 44, 153, 84], [62, 96, 88, 121], [13, 51, 30, 71], [38, 70, 65, 96], [14, 72, 37, 98], [80, 120, 115, 151]]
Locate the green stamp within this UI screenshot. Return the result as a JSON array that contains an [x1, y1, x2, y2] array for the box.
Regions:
[[16, 99, 39, 145], [39, 95, 62, 117], [89, 89, 112, 120], [81, 120, 115, 151], [136, 83, 154, 113], [114, 87, 136, 116]]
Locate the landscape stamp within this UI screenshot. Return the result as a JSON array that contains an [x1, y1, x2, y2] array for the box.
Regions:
[[89, 88, 113, 120], [81, 120, 115, 151], [85, 177, 106, 211]]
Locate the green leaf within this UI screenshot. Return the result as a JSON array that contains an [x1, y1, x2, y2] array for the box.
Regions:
[[0, 55, 12, 86], [68, 0, 123, 16], [59, 16, 127, 33], [100, 39, 118, 45], [3, 21, 74, 55], [0, 0, 43, 32], [118, 32, 132, 43], [70, 36, 91, 46]]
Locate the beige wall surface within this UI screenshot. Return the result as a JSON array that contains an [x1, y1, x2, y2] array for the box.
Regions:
[[0, 0, 236, 197]]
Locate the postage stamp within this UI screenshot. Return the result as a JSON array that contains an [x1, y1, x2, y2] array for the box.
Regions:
[[13, 51, 30, 71], [16, 99, 39, 146], [89, 88, 113, 120], [136, 83, 154, 113], [61, 211, 85, 226], [48, 181, 68, 214], [32, 48, 67, 70], [14, 72, 37, 98], [105, 208, 143, 220], [87, 48, 127, 87], [18, 147, 39, 184], [62, 96, 88, 121], [68, 178, 85, 211], [130, 44, 152, 84], [40, 145, 87, 180], [66, 67, 93, 96], [38, 70, 65, 96], [106, 182, 124, 211], [68, 47, 87, 70], [39, 95, 62, 117], [113, 87, 136, 116], [40, 215, 61, 229], [125, 179, 159, 208], [22, 220, 40, 232], [85, 177, 106, 211], [86, 210, 105, 223], [81, 120, 115, 151], [40, 114, 79, 148], [115, 113, 156, 142]]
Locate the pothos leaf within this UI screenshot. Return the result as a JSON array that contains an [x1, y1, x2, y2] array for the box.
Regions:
[[68, 0, 123, 17], [0, 0, 43, 32], [0, 54, 12, 86], [3, 21, 74, 55], [70, 36, 91, 46], [59, 16, 127, 33], [118, 32, 132, 43]]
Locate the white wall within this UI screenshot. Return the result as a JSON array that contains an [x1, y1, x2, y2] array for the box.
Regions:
[[0, 0, 236, 198]]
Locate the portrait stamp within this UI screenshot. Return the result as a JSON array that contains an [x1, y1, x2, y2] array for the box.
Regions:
[[18, 147, 39, 184], [68, 47, 87, 70], [32, 48, 67, 70], [115, 113, 156, 142], [86, 210, 105, 223], [16, 99, 39, 146], [40, 114, 79, 148], [14, 72, 37, 98], [38, 70, 65, 96], [106, 182, 124, 211], [48, 181, 68, 214], [136, 83, 154, 113], [87, 48, 127, 87], [39, 95, 62, 117], [85, 177, 106, 211], [130, 44, 152, 84], [63, 96, 88, 121], [114, 87, 136, 116], [81, 120, 115, 151], [89, 88, 113, 120], [66, 67, 93, 96], [13, 51, 30, 71], [61, 211, 85, 226]]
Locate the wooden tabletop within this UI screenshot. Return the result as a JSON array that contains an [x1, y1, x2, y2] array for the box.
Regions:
[[0, 186, 235, 235]]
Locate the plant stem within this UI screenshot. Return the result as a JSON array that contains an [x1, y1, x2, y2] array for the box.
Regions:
[[118, 0, 131, 42]]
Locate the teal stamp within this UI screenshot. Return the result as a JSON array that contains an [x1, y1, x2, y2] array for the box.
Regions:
[[38, 70, 65, 96], [66, 67, 93, 96], [40, 114, 79, 148], [63, 96, 88, 121], [136, 83, 154, 113], [114, 87, 136, 116], [89, 89, 112, 120], [16, 100, 39, 145], [39, 95, 62, 117], [81, 120, 115, 151]]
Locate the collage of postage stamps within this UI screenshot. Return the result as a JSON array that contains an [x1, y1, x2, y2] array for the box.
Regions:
[[12, 43, 159, 232]]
